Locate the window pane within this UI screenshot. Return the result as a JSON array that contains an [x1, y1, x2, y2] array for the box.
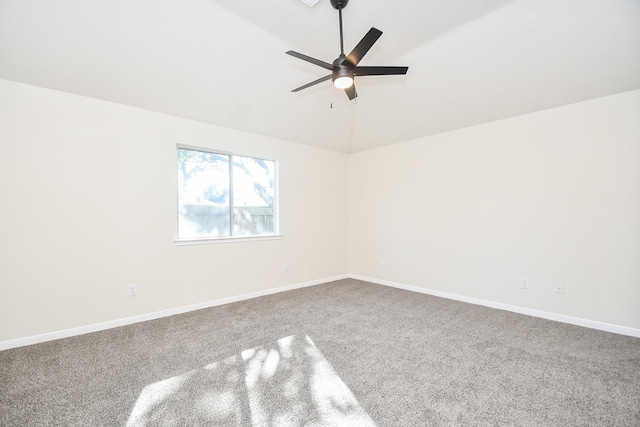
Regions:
[[232, 156, 275, 235], [178, 148, 230, 238]]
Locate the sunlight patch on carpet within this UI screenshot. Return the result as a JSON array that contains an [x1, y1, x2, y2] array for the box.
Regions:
[[126, 335, 377, 426]]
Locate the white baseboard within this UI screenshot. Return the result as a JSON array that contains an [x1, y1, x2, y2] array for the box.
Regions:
[[2, 273, 638, 351], [0, 274, 348, 351], [350, 274, 640, 339]]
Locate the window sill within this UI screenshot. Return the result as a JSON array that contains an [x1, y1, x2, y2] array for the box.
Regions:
[[175, 234, 282, 246]]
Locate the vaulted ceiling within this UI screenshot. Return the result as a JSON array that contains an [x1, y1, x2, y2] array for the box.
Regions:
[[1, 0, 639, 153]]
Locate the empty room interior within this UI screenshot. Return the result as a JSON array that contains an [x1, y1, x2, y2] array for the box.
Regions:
[[1, 0, 639, 425]]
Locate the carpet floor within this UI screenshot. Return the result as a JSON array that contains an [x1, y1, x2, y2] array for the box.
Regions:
[[1, 278, 639, 426]]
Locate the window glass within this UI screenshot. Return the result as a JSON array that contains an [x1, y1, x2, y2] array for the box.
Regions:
[[177, 147, 276, 240], [233, 155, 275, 236]]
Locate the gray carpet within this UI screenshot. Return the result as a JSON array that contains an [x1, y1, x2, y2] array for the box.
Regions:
[[1, 278, 639, 426]]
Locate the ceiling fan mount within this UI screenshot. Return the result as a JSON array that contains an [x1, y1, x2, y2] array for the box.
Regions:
[[330, 0, 349, 9], [286, 0, 408, 100]]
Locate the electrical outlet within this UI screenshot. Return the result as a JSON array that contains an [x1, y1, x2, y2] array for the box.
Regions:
[[282, 263, 288, 272], [128, 283, 137, 297], [379, 259, 385, 267], [555, 282, 564, 294], [520, 278, 529, 289]]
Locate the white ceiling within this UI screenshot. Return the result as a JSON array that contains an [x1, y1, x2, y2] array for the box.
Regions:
[[1, 0, 639, 153]]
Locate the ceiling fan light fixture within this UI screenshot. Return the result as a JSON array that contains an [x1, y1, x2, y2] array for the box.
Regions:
[[333, 76, 354, 89], [333, 66, 354, 89]]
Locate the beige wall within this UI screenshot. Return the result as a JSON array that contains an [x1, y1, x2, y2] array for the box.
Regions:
[[0, 79, 349, 342], [2, 80, 639, 344], [349, 90, 640, 329]]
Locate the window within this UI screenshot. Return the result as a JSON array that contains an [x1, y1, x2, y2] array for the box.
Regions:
[[177, 146, 277, 241]]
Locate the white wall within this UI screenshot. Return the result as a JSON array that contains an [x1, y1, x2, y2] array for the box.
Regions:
[[0, 79, 349, 342], [349, 90, 640, 330]]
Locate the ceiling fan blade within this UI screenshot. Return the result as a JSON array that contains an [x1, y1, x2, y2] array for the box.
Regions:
[[355, 66, 408, 76], [286, 51, 332, 70], [344, 84, 357, 100], [291, 74, 332, 92], [345, 27, 383, 67]]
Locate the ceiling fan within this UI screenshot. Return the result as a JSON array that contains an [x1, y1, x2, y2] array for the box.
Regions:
[[286, 0, 408, 100]]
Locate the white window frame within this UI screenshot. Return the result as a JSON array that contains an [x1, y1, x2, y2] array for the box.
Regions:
[[175, 144, 280, 246]]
